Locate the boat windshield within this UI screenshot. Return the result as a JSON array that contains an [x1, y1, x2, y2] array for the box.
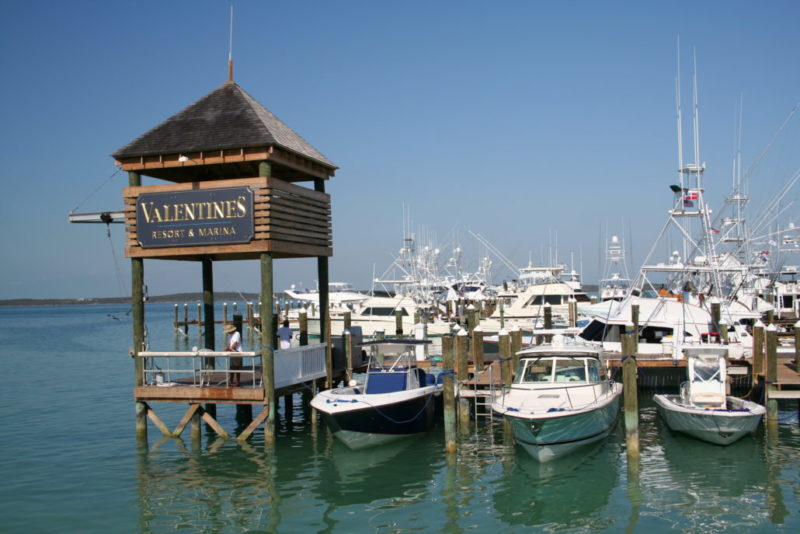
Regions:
[[519, 357, 599, 383], [692, 358, 722, 382]]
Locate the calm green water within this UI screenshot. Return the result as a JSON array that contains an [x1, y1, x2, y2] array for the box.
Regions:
[[1, 303, 799, 533]]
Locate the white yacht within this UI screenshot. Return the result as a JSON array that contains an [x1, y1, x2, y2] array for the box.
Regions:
[[491, 335, 622, 462]]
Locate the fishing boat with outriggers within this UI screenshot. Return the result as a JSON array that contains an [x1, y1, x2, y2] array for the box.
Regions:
[[491, 334, 622, 462], [310, 339, 442, 449], [653, 346, 765, 445]]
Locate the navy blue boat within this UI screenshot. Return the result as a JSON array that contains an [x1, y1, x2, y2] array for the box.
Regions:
[[310, 340, 443, 449]]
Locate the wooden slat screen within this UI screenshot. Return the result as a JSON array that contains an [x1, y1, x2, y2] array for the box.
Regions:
[[123, 176, 331, 259]]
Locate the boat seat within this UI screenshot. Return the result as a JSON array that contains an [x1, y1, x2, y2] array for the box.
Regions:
[[691, 392, 725, 407], [365, 372, 407, 394]]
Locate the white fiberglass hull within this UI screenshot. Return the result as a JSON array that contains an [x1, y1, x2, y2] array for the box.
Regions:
[[654, 394, 765, 445], [493, 382, 622, 462], [310, 385, 442, 450]]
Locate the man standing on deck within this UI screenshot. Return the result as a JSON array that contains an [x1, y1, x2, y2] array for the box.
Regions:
[[224, 323, 242, 386]]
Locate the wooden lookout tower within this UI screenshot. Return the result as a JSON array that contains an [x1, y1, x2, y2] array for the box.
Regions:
[[113, 70, 336, 444]]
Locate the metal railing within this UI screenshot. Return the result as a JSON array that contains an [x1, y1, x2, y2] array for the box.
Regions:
[[138, 350, 261, 388], [136, 343, 328, 390]]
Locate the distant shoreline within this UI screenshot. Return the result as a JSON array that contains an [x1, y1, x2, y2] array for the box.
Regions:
[[1, 285, 600, 307], [0, 292, 263, 307]]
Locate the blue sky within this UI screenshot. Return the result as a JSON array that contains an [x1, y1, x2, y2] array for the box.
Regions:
[[2, 1, 800, 299]]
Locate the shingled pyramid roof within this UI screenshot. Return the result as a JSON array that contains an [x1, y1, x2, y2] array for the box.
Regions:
[[112, 82, 335, 169]]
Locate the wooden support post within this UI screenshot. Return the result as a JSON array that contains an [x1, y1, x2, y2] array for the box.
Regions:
[[499, 329, 511, 386], [466, 304, 476, 332], [200, 408, 230, 440], [568, 298, 577, 328], [344, 330, 354, 384], [191, 409, 201, 443], [631, 303, 639, 354], [456, 329, 468, 381], [753, 321, 765, 376], [173, 404, 201, 437], [395, 308, 403, 337], [131, 198, 146, 439], [173, 304, 179, 335], [284, 394, 294, 424], [246, 302, 253, 328], [471, 326, 484, 372], [202, 257, 216, 419], [316, 227, 330, 350], [260, 251, 276, 444], [343, 311, 352, 332], [325, 312, 333, 388], [458, 397, 470, 435], [145, 404, 173, 437], [442, 336, 457, 454], [183, 303, 189, 335], [196, 303, 202, 337], [237, 406, 270, 442], [499, 299, 505, 329], [511, 326, 522, 377], [543, 303, 553, 343], [795, 320, 800, 376], [766, 308, 775, 325], [766, 324, 779, 427], [622, 332, 639, 459], [223, 302, 228, 325], [299, 310, 309, 346], [719, 318, 729, 344]]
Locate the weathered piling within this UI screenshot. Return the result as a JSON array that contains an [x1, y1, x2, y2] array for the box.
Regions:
[[753, 321, 765, 376], [344, 329, 354, 384], [466, 304, 476, 332], [395, 308, 403, 337], [631, 303, 639, 355], [458, 397, 471, 435], [299, 310, 308, 346], [710, 300, 721, 330], [442, 336, 457, 453], [499, 299, 505, 329], [622, 329, 639, 459], [543, 303, 552, 343], [183, 304, 189, 335], [765, 324, 778, 427], [499, 329, 512, 386], [471, 326, 484, 372], [343, 311, 352, 332], [795, 320, 800, 376], [456, 329, 468, 381], [510, 326, 522, 374], [568, 298, 577, 327]]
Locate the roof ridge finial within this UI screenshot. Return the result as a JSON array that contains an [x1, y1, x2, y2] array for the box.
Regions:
[[226, 5, 234, 84]]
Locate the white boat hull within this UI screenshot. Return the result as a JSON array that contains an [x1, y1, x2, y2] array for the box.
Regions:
[[654, 394, 765, 445], [494, 382, 622, 462]]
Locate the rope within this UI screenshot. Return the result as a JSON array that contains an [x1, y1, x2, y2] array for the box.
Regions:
[[70, 166, 122, 214], [330, 390, 437, 425], [106, 224, 126, 298]]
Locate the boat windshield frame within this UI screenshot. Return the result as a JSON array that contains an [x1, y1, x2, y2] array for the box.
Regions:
[[516, 355, 601, 384]]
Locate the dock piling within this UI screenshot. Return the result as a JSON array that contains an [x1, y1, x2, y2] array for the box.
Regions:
[[442, 336, 457, 453], [622, 330, 639, 459]]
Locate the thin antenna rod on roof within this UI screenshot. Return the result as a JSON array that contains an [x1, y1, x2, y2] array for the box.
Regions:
[[227, 5, 234, 83]]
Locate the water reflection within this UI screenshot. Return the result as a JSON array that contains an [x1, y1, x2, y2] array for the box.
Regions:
[[492, 425, 622, 530]]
